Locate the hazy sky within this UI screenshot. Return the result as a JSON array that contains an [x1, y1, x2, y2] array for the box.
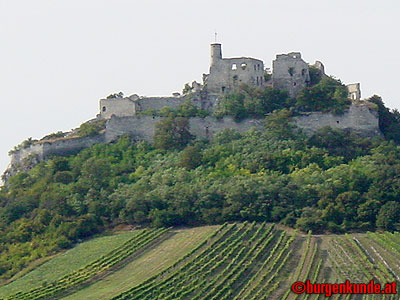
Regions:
[[1, 0, 399, 176]]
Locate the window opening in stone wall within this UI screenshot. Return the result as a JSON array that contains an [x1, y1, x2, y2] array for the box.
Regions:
[[256, 77, 259, 85], [232, 64, 237, 70], [102, 106, 106, 112], [254, 65, 256, 71], [302, 69, 306, 76], [241, 63, 247, 70], [222, 86, 226, 92], [293, 82, 296, 86], [288, 67, 294, 76]]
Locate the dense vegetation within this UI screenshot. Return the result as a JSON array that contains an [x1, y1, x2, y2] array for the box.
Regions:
[[214, 74, 351, 120], [2, 72, 400, 281]]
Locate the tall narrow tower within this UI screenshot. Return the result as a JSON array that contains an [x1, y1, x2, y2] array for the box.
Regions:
[[210, 43, 222, 66]]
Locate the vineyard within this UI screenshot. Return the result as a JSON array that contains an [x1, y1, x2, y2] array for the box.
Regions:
[[0, 224, 399, 300]]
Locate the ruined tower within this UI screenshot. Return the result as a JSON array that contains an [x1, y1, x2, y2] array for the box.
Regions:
[[272, 52, 310, 97], [204, 43, 265, 94]]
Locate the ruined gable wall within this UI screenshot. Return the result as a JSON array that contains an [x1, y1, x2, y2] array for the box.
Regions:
[[272, 53, 310, 97], [99, 98, 136, 118], [347, 83, 361, 100], [206, 57, 264, 93]]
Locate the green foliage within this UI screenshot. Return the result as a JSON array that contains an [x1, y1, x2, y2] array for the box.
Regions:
[[8, 138, 37, 155], [308, 66, 323, 86], [296, 76, 351, 114], [140, 100, 209, 118], [2, 100, 400, 281], [179, 144, 203, 170], [214, 85, 291, 120], [368, 95, 400, 143], [154, 116, 193, 150], [215, 76, 351, 120], [263, 71, 272, 82], [264, 109, 296, 139], [307, 127, 374, 162], [41, 131, 65, 141], [376, 201, 400, 231], [106, 92, 124, 99], [76, 119, 106, 138], [182, 83, 193, 94]]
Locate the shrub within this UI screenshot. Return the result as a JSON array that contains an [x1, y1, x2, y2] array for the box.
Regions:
[[296, 76, 351, 114], [154, 116, 193, 150], [77, 120, 106, 138]]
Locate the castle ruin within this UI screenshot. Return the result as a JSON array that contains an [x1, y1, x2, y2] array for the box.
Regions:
[[99, 43, 361, 119], [3, 43, 374, 182]]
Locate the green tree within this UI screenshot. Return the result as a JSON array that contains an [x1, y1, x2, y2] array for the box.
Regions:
[[264, 109, 296, 139], [376, 201, 400, 231], [179, 144, 203, 170], [154, 116, 193, 150], [369, 95, 400, 143], [296, 76, 351, 113]]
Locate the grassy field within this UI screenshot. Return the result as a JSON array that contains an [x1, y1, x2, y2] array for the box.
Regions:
[[1, 224, 400, 300], [0, 230, 141, 298]]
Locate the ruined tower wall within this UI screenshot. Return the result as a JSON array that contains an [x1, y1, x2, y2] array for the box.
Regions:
[[99, 98, 136, 119], [135, 96, 186, 112], [272, 52, 310, 97]]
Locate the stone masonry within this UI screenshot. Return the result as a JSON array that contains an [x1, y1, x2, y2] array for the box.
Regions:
[[5, 43, 376, 182]]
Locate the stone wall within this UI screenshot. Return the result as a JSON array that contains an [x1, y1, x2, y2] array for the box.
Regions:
[[9, 134, 105, 168], [105, 115, 160, 142], [12, 104, 381, 166], [295, 104, 380, 137], [272, 52, 310, 97], [105, 115, 265, 143], [135, 96, 186, 112], [99, 98, 136, 119], [10, 144, 45, 167], [189, 117, 264, 139], [205, 43, 265, 94], [106, 104, 380, 142], [5, 104, 381, 182], [346, 83, 361, 100]]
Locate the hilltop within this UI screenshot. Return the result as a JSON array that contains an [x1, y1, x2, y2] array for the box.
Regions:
[[4, 44, 382, 181], [2, 45, 400, 283]]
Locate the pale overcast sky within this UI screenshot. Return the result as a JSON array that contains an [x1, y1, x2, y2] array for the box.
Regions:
[[1, 0, 399, 176]]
